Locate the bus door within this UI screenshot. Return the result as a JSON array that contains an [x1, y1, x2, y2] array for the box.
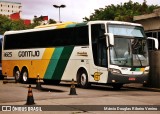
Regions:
[[90, 23, 108, 83]]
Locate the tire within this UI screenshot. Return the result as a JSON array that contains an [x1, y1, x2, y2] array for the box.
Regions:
[[13, 68, 21, 82], [78, 69, 90, 89], [112, 84, 123, 90], [21, 68, 29, 84]]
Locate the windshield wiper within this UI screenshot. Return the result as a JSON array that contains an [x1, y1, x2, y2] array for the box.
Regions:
[[136, 54, 142, 66]]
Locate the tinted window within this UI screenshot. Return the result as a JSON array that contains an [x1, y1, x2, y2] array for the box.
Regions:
[[4, 26, 89, 50]]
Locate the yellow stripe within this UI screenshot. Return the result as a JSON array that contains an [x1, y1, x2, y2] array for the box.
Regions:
[[140, 68, 145, 72], [56, 22, 76, 29], [32, 48, 55, 78], [42, 48, 55, 59]]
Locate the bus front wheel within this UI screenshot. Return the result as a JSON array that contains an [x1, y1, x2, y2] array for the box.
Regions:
[[21, 68, 29, 84], [77, 69, 90, 89]]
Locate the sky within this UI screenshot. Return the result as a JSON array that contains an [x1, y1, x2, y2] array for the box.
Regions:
[[5, 0, 160, 22]]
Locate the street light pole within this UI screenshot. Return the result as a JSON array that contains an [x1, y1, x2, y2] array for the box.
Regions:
[[53, 4, 66, 23]]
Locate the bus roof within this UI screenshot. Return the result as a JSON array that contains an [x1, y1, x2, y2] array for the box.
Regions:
[[34, 21, 76, 28], [34, 21, 88, 29], [4, 20, 142, 35]]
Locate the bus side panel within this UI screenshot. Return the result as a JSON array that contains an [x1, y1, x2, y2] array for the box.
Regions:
[[61, 46, 90, 81], [62, 46, 109, 84], [43, 46, 74, 80], [2, 60, 14, 77], [2, 48, 54, 78], [30, 48, 55, 79]]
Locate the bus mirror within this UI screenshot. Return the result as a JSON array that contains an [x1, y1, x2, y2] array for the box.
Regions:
[[147, 37, 159, 50], [105, 33, 114, 46]]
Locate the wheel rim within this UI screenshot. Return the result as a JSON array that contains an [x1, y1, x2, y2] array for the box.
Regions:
[[22, 72, 28, 82], [15, 70, 20, 80], [81, 73, 87, 86]]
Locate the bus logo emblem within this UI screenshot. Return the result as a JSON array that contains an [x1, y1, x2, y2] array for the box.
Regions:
[[93, 72, 103, 81]]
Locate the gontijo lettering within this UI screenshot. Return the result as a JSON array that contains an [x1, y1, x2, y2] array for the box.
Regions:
[[18, 51, 40, 57]]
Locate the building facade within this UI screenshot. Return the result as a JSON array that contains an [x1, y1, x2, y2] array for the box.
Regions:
[[0, 0, 21, 17], [134, 8, 160, 50]]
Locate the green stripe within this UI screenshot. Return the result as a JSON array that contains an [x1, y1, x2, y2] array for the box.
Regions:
[[135, 68, 141, 71], [52, 46, 74, 80], [44, 46, 74, 80], [130, 68, 136, 71], [130, 68, 141, 71], [44, 47, 64, 79], [66, 24, 76, 28]]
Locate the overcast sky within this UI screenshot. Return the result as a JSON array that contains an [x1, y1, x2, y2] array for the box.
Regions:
[[9, 0, 160, 22]]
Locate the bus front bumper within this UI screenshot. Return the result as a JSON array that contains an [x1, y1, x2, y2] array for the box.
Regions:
[[107, 71, 148, 84]]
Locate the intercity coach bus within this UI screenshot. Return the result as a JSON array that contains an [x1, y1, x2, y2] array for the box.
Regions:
[[2, 21, 158, 89]]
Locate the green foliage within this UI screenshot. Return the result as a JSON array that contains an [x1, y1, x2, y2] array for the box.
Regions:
[[84, 0, 159, 22], [0, 15, 56, 34], [0, 15, 11, 34], [48, 19, 56, 24], [0, 15, 27, 34]]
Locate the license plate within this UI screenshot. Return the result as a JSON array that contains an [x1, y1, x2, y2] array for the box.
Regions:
[[129, 77, 136, 81]]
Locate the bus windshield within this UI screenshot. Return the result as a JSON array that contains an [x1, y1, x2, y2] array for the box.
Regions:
[[108, 25, 149, 67], [108, 24, 146, 37]]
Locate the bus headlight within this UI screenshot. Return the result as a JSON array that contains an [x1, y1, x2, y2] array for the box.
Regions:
[[109, 68, 121, 74], [143, 70, 149, 74]]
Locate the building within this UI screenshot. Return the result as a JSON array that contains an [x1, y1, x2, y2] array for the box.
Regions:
[[134, 8, 160, 50], [23, 19, 31, 26], [10, 12, 20, 20], [0, 1, 49, 26], [0, 1, 31, 25], [0, 0, 21, 17], [134, 8, 160, 88]]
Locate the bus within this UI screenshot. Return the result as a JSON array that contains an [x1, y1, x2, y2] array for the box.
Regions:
[[2, 21, 158, 89]]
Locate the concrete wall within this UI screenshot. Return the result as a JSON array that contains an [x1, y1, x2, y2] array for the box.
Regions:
[[136, 17, 160, 31]]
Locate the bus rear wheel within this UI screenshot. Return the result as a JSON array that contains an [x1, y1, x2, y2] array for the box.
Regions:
[[21, 68, 29, 84], [13, 68, 21, 82], [77, 69, 90, 89]]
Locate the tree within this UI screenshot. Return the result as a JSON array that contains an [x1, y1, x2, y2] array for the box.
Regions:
[[0, 15, 11, 34], [48, 19, 56, 24], [0, 14, 58, 34], [10, 19, 26, 30], [84, 0, 159, 22], [0, 15, 28, 34], [32, 15, 42, 26]]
